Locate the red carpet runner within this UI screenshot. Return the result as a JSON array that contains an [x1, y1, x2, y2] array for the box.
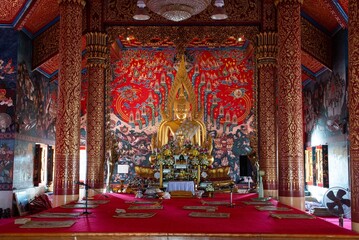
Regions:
[[0, 193, 358, 239]]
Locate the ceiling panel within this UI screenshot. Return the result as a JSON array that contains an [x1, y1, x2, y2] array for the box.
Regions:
[[338, 0, 348, 14], [0, 0, 27, 24], [302, 0, 339, 33], [23, 0, 58, 34]]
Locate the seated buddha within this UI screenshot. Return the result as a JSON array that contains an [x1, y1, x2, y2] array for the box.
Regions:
[[151, 56, 209, 153], [149, 56, 213, 188], [156, 86, 205, 149]]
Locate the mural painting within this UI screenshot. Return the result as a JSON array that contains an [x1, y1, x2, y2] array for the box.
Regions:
[[303, 71, 349, 188], [0, 29, 17, 89], [107, 47, 255, 184], [16, 63, 57, 141], [0, 139, 15, 190], [0, 29, 17, 190], [12, 140, 35, 189], [304, 72, 347, 138]]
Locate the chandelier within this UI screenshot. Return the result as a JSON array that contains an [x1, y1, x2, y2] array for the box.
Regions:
[[134, 0, 228, 22], [146, 0, 211, 22]]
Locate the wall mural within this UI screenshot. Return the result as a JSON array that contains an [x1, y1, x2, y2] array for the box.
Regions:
[[303, 72, 348, 137], [12, 140, 35, 189], [303, 71, 349, 188], [0, 29, 17, 89], [16, 63, 57, 141], [0, 139, 15, 190], [0, 29, 17, 191], [109, 48, 255, 183]]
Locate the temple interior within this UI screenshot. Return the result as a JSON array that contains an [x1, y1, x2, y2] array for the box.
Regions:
[[0, 0, 359, 239]]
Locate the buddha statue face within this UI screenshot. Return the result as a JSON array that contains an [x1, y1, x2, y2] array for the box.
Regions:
[[173, 88, 190, 120]]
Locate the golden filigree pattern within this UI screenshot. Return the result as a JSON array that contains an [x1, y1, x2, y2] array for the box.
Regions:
[[86, 32, 108, 68], [86, 67, 106, 189], [15, 0, 42, 30], [32, 22, 60, 69], [21, 0, 59, 34], [87, 0, 103, 32], [277, 1, 304, 197], [106, 26, 259, 48], [301, 17, 332, 69], [348, 0, 359, 222], [54, 1, 84, 195], [256, 31, 278, 191], [256, 32, 277, 67], [105, 54, 113, 153], [323, 0, 347, 28], [59, 0, 86, 6], [86, 31, 108, 189], [258, 65, 278, 191], [262, 0, 277, 31], [0, 0, 26, 23], [274, 0, 303, 4]]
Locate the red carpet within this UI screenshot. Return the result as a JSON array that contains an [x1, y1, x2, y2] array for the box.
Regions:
[[0, 193, 358, 239]]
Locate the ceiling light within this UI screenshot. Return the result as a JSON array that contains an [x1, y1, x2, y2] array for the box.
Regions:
[[145, 0, 211, 22], [211, 0, 228, 20], [133, 0, 150, 21]]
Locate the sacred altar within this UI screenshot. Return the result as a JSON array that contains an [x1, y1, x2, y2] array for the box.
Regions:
[[167, 181, 195, 194], [149, 56, 214, 188]]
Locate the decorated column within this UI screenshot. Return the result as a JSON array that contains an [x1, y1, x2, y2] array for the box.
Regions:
[[257, 0, 278, 199], [348, 0, 359, 233], [54, 0, 85, 205], [86, 32, 108, 191], [256, 31, 278, 199], [275, 0, 305, 210], [85, 0, 108, 192]]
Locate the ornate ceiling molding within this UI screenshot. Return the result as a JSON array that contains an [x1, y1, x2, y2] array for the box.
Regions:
[[106, 25, 259, 49], [32, 22, 60, 69], [301, 17, 332, 69], [274, 0, 303, 5], [104, 0, 260, 25]]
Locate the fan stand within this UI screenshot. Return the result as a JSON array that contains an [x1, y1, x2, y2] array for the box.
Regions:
[[339, 214, 344, 227]]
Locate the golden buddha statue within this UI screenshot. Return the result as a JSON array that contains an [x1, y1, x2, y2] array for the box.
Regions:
[[149, 55, 214, 188], [151, 56, 207, 152]]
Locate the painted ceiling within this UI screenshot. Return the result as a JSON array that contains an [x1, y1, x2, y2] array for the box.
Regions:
[[0, 0, 349, 84]]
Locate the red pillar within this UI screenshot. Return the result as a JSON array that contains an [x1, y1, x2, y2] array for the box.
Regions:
[[257, 32, 278, 198], [53, 0, 85, 204], [275, 0, 305, 209], [86, 32, 108, 190], [257, 0, 278, 199], [348, 0, 359, 232]]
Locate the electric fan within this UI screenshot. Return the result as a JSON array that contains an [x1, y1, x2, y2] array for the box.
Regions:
[[322, 187, 351, 226]]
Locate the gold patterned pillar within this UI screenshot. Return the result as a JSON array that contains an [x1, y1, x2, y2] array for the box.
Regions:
[[86, 32, 108, 191], [53, 0, 85, 205], [256, 31, 278, 199], [275, 0, 305, 210], [348, 0, 359, 233]]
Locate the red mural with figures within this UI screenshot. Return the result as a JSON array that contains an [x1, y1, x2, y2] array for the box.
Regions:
[[110, 48, 254, 129]]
